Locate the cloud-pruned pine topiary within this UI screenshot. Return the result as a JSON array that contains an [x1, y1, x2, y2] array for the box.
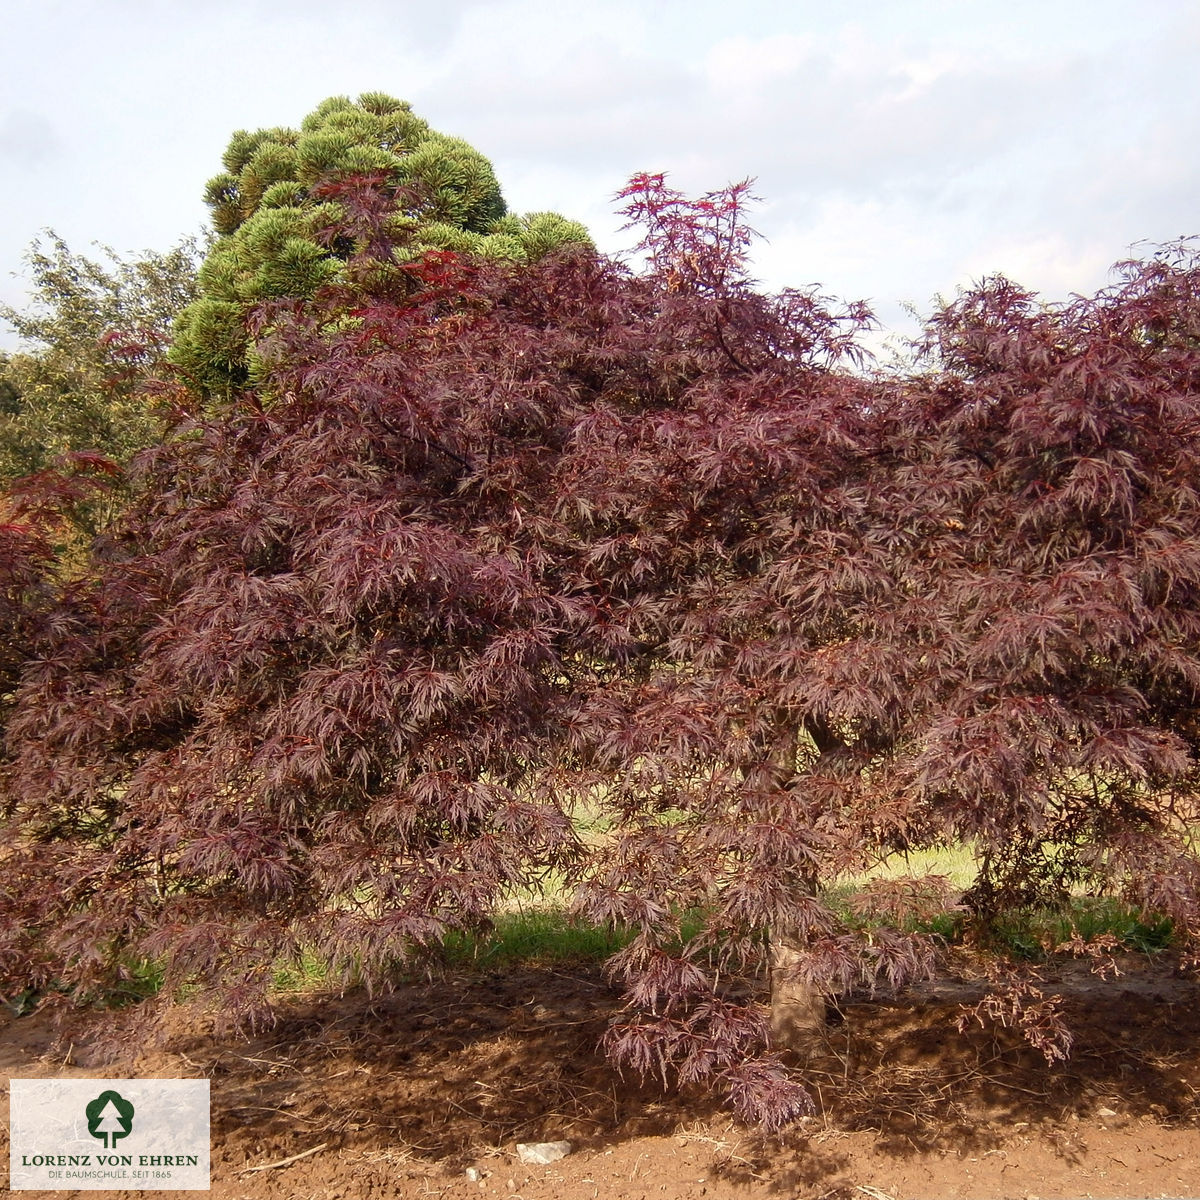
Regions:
[[169, 92, 591, 399]]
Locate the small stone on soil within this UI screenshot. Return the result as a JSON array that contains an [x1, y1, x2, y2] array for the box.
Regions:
[[516, 1141, 572, 1165]]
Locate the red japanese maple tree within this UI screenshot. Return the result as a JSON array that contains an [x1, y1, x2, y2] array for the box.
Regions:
[[3, 173, 1200, 1130]]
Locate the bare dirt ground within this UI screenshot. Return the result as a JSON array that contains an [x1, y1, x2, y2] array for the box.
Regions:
[[2, 953, 1200, 1199]]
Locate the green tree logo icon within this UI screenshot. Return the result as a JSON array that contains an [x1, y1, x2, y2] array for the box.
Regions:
[[85, 1090, 135, 1149]]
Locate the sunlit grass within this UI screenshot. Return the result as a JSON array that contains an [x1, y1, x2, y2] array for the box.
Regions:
[[271, 945, 330, 994], [855, 842, 979, 889], [985, 897, 1174, 959], [824, 842, 1176, 957], [442, 908, 635, 968]]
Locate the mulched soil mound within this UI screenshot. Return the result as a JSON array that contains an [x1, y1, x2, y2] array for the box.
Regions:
[[2, 953, 1199, 1199]]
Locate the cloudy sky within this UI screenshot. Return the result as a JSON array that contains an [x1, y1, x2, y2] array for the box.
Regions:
[[2, 0, 1197, 357]]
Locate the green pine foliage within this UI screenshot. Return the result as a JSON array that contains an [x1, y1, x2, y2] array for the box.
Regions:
[[171, 92, 591, 399]]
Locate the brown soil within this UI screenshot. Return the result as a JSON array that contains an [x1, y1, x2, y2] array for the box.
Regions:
[[2, 953, 1199, 1199]]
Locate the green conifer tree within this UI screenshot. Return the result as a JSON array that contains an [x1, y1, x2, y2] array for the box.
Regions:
[[170, 92, 591, 399]]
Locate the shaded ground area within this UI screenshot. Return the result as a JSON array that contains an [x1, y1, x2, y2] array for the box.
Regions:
[[2, 953, 1199, 1198]]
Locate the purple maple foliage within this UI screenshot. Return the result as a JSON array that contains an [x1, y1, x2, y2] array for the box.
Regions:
[[3, 173, 1200, 1131]]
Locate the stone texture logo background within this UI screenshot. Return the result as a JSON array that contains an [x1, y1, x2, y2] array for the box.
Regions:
[[9, 1079, 208, 1191]]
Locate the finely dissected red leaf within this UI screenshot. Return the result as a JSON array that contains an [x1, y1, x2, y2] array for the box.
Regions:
[[4, 174, 1200, 1128]]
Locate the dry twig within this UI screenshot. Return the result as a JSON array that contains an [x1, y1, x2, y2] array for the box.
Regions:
[[239, 1141, 329, 1173]]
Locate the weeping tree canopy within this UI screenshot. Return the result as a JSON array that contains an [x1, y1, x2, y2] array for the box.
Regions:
[[0, 176, 879, 1126], [4, 172, 1200, 1130], [169, 92, 591, 399]]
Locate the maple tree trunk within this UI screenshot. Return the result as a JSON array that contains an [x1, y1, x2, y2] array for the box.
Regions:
[[769, 927, 828, 1053], [755, 713, 829, 1053]]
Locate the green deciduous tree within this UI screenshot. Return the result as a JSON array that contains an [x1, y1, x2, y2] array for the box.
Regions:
[[0, 232, 200, 537], [169, 92, 591, 399]]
